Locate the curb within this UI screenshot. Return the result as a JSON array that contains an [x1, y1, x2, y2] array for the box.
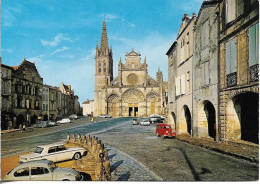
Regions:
[[176, 138, 258, 163]]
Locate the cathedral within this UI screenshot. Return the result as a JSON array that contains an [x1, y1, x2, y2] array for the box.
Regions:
[[94, 20, 167, 117]]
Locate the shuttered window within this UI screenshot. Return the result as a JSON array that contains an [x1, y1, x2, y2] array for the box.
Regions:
[[226, 0, 236, 23], [249, 23, 259, 66], [226, 38, 237, 74], [175, 77, 181, 96], [181, 74, 186, 95]]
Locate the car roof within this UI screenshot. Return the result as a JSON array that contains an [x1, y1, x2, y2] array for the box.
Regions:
[[16, 160, 51, 168], [36, 141, 65, 148]]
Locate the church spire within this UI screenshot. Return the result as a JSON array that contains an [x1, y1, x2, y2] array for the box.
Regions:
[[96, 41, 99, 56], [100, 19, 109, 55]]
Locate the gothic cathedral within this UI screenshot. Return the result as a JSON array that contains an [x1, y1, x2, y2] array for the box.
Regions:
[[94, 20, 167, 117]]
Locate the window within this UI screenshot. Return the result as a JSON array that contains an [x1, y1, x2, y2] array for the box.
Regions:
[[3, 81, 8, 94], [57, 145, 66, 151], [51, 93, 54, 100], [43, 104, 45, 111], [181, 74, 186, 95], [14, 168, 29, 177], [33, 88, 36, 95], [31, 167, 49, 175], [226, 38, 237, 87], [46, 104, 48, 111], [21, 99, 25, 108], [249, 23, 259, 81], [226, 0, 236, 23], [175, 77, 181, 96], [2, 98, 7, 111], [2, 68, 7, 78], [103, 63, 106, 73], [98, 62, 101, 73], [48, 146, 57, 153], [26, 99, 30, 109]]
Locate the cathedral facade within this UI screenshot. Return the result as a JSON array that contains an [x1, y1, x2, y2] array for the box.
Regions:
[[94, 21, 167, 117]]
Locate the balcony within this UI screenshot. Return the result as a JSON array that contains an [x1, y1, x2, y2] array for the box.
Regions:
[[250, 64, 259, 82], [226, 72, 237, 88]]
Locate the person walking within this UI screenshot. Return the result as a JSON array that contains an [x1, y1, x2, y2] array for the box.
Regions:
[[19, 124, 23, 133], [22, 124, 26, 132]]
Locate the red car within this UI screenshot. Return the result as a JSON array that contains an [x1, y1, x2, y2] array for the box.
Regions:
[[156, 124, 176, 139]]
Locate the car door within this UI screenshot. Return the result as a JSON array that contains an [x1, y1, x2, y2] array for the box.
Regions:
[[45, 146, 57, 162], [30, 167, 52, 180], [11, 167, 30, 181], [56, 145, 71, 161]]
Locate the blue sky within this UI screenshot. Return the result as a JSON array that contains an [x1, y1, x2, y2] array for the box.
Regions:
[[1, 0, 203, 104]]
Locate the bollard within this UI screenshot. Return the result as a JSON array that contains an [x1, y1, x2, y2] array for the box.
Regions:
[[72, 133, 76, 142], [66, 132, 70, 143], [78, 133, 82, 144], [82, 134, 86, 145]]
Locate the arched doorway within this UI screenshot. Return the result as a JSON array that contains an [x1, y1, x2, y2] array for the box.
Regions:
[[31, 115, 38, 125], [184, 105, 192, 135], [204, 101, 216, 140], [16, 114, 25, 128], [229, 92, 259, 144], [43, 114, 48, 121], [107, 94, 120, 117]]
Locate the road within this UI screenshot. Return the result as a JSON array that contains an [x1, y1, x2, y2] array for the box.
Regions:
[[1, 117, 258, 181]]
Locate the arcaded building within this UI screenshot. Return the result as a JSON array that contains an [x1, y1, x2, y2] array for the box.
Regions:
[[94, 21, 166, 117]]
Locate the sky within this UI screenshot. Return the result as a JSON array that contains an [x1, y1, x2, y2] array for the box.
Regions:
[[1, 0, 203, 104]]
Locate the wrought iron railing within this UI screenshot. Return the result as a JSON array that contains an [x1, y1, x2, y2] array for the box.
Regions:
[[250, 64, 259, 82], [226, 72, 237, 87]]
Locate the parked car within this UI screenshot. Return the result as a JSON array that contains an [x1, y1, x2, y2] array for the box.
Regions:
[[69, 114, 78, 120], [132, 118, 139, 125], [156, 124, 176, 139], [34, 121, 52, 128], [48, 121, 60, 126], [19, 142, 86, 163], [98, 114, 111, 118], [4, 160, 82, 181], [149, 114, 162, 123], [104, 115, 112, 118], [57, 118, 71, 124], [140, 118, 150, 126]]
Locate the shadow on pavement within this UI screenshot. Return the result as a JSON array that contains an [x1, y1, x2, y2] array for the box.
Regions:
[[111, 160, 124, 172], [79, 172, 92, 181], [118, 171, 131, 181], [108, 154, 117, 160]]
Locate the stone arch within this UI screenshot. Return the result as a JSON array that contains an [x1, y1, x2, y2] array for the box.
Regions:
[[179, 105, 192, 135], [226, 92, 259, 144], [31, 114, 38, 125], [43, 114, 48, 121], [146, 91, 159, 101], [170, 111, 177, 131], [122, 88, 144, 103], [107, 93, 120, 117], [198, 100, 216, 140]]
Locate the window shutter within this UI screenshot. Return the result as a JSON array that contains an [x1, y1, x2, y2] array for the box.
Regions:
[[175, 77, 181, 96], [230, 38, 237, 73], [249, 25, 256, 66], [181, 74, 186, 94], [226, 0, 236, 23], [226, 41, 231, 74]]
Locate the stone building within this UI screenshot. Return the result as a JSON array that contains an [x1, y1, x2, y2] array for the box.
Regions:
[[82, 99, 94, 116], [12, 59, 43, 128], [94, 20, 166, 117], [1, 64, 13, 130], [193, 1, 219, 141], [42, 84, 58, 121], [167, 14, 196, 134], [74, 95, 81, 115], [218, 0, 259, 144]]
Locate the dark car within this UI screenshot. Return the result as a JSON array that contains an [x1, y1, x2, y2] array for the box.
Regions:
[[156, 124, 176, 139], [149, 115, 162, 123]]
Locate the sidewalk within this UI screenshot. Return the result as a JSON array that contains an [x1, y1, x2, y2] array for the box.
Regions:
[[1, 129, 19, 134], [176, 134, 259, 163]]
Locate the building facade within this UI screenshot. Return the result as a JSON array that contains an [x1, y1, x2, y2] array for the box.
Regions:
[[12, 59, 43, 128], [94, 20, 166, 117], [219, 0, 259, 144], [193, 1, 219, 141], [82, 99, 94, 116]]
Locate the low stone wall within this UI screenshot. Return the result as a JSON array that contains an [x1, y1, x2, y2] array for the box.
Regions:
[[65, 133, 111, 181]]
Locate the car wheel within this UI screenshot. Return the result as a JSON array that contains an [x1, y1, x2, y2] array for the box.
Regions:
[[73, 152, 81, 160], [62, 179, 70, 181]]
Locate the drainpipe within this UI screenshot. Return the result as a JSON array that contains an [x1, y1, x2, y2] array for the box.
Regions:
[[216, 5, 220, 143]]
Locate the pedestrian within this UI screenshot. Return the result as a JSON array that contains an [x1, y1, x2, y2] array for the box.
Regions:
[[22, 124, 26, 132], [19, 124, 23, 133]]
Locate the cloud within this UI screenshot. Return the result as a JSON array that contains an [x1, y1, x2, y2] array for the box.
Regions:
[[99, 14, 118, 22], [27, 54, 45, 63], [41, 34, 72, 47], [52, 46, 70, 55], [1, 48, 14, 53], [2, 5, 23, 27]]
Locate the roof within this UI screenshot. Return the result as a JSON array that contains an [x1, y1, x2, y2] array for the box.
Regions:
[[125, 48, 141, 56], [16, 159, 52, 168], [157, 124, 171, 127], [166, 41, 177, 55], [195, 0, 219, 25], [37, 141, 66, 148], [1, 63, 13, 69]]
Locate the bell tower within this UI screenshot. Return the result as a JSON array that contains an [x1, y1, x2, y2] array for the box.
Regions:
[[95, 20, 113, 90], [94, 20, 113, 116]]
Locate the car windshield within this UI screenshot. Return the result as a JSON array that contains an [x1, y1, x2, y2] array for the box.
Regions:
[[48, 161, 57, 172], [141, 118, 149, 122], [33, 147, 44, 154], [163, 126, 171, 129]]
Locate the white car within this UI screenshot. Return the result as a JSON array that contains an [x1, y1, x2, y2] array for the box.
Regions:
[[19, 143, 86, 163], [4, 160, 82, 181], [57, 118, 71, 124], [48, 121, 60, 126], [69, 114, 78, 120], [140, 118, 151, 126]]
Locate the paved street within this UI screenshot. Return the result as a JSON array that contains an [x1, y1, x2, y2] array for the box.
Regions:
[[1, 117, 259, 181]]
